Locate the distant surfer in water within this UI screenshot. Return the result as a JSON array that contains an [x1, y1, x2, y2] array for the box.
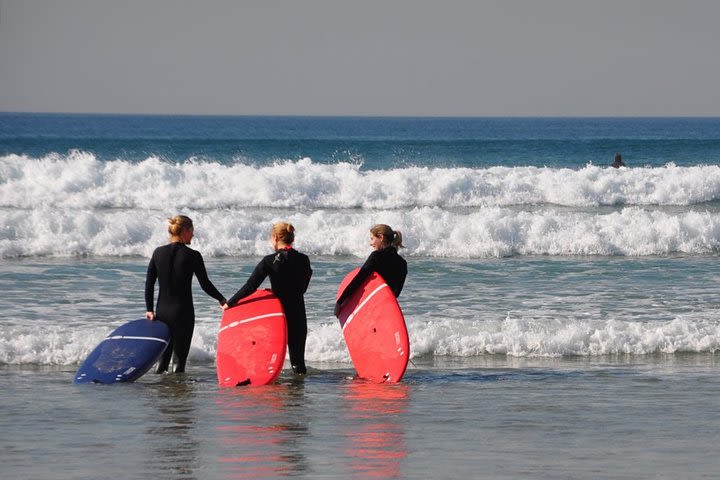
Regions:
[[145, 215, 227, 373], [224, 222, 313, 375], [611, 152, 626, 168], [334, 224, 408, 317]]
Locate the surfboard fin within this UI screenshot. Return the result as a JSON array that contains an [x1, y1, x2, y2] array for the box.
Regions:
[[236, 378, 251, 387]]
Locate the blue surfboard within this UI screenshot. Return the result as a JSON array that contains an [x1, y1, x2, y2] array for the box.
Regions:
[[73, 318, 170, 384]]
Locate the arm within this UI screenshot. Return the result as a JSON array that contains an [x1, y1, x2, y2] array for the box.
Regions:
[[335, 251, 379, 313], [334, 267, 371, 317], [194, 252, 226, 305], [226, 259, 269, 307], [144, 256, 157, 319], [336, 267, 371, 307]]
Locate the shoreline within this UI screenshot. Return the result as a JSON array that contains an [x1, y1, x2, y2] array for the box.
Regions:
[[4, 351, 718, 374]]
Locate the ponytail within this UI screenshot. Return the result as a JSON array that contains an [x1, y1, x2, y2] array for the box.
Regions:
[[391, 229, 404, 249]]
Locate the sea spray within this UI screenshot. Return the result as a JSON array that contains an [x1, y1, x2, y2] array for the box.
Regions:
[[3, 204, 720, 258], [4, 154, 720, 209]]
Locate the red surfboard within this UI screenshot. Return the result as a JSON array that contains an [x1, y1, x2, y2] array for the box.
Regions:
[[336, 268, 410, 383], [216, 289, 287, 387]]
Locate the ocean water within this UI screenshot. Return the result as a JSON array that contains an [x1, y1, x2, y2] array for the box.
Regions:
[[2, 114, 720, 478]]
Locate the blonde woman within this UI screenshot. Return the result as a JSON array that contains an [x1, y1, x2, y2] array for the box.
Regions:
[[145, 215, 226, 373], [334, 224, 407, 316], [224, 222, 313, 374]]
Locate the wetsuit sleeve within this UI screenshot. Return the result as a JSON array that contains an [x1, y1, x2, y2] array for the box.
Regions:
[[144, 255, 157, 312], [336, 252, 378, 306], [302, 258, 313, 294], [227, 258, 269, 306], [193, 251, 226, 304], [393, 263, 407, 298]]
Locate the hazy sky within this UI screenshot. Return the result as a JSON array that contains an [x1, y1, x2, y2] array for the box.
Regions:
[[1, 0, 719, 116]]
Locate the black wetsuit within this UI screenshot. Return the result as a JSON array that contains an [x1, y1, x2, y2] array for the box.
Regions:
[[227, 248, 312, 374], [337, 246, 408, 306], [145, 242, 226, 373]]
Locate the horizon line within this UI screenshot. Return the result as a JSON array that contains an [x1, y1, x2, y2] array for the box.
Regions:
[[3, 111, 720, 119]]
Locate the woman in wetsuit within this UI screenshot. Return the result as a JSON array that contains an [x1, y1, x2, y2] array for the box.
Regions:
[[145, 215, 226, 373], [223, 222, 313, 374], [334, 224, 407, 317]]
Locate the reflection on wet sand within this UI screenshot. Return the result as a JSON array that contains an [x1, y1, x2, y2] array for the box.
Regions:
[[215, 381, 309, 478], [343, 381, 409, 478]]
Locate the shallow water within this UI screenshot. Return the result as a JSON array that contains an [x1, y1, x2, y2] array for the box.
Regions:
[[3, 254, 720, 479], [3, 354, 719, 479]]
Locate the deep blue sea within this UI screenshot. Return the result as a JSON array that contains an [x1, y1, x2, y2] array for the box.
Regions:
[[2, 114, 720, 478]]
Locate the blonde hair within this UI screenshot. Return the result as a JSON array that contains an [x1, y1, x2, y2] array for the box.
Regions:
[[371, 224, 404, 249], [272, 222, 295, 245], [168, 215, 193, 242]]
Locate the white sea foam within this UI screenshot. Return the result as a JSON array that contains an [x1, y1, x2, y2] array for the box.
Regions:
[[407, 313, 720, 358], [3, 154, 720, 258], [2, 205, 720, 258], [3, 153, 720, 209], [2, 312, 718, 366]]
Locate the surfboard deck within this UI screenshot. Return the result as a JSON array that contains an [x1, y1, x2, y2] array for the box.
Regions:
[[336, 268, 410, 383], [216, 289, 287, 387], [73, 318, 170, 384]]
